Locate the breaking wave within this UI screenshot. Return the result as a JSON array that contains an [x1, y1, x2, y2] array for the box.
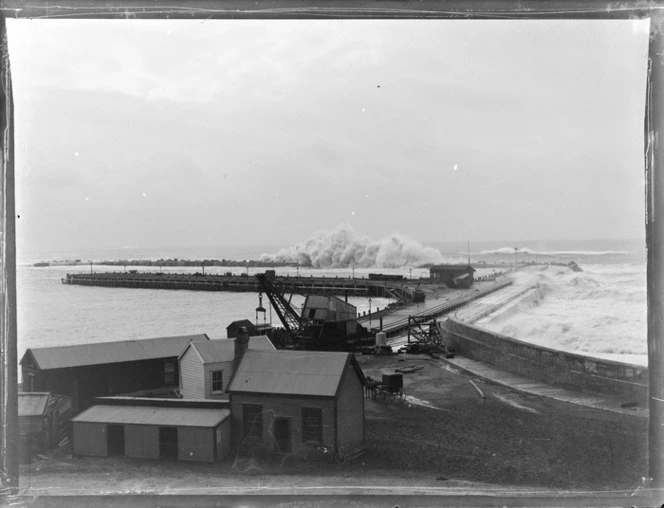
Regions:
[[260, 224, 449, 268], [478, 264, 647, 356], [480, 247, 630, 257]]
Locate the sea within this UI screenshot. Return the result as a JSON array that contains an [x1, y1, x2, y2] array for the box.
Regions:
[[16, 236, 648, 379]]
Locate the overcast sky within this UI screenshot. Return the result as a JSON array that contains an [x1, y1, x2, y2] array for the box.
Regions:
[[6, 19, 650, 255]]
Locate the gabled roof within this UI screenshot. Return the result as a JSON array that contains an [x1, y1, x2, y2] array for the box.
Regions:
[[179, 336, 275, 363], [72, 404, 229, 428], [21, 334, 210, 371], [303, 294, 355, 311], [18, 392, 50, 417], [227, 350, 366, 397], [226, 319, 255, 331]]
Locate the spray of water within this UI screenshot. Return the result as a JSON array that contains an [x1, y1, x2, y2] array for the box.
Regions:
[[260, 224, 447, 268]]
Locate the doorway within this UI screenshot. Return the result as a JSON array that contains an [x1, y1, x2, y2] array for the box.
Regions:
[[106, 425, 125, 456], [159, 427, 178, 459], [274, 418, 291, 454]]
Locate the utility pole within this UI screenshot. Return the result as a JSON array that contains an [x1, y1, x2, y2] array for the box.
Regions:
[[514, 247, 517, 271]]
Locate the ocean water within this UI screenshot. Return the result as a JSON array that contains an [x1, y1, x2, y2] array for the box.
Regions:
[[16, 235, 647, 376]]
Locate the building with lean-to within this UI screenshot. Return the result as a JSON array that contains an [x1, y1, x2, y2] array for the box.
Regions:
[[71, 397, 230, 463], [178, 335, 275, 399], [20, 334, 210, 413], [18, 392, 73, 460], [227, 348, 367, 457], [429, 265, 476, 289]]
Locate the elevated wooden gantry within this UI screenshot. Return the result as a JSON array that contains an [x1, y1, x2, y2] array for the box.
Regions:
[[0, 1, 663, 500]]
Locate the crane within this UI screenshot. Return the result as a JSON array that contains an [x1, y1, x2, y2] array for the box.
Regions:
[[254, 273, 302, 341]]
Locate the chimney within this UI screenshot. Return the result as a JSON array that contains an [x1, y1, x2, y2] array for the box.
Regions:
[[234, 326, 250, 369]]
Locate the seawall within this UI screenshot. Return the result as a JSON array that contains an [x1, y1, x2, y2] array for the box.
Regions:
[[438, 317, 648, 403]]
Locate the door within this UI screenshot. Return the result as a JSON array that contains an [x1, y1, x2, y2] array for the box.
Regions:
[[107, 425, 125, 457], [274, 418, 291, 454], [159, 427, 178, 459]]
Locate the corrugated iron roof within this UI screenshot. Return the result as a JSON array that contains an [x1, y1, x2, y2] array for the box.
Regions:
[[183, 335, 275, 363], [303, 294, 356, 312], [23, 334, 210, 371], [72, 404, 230, 427], [248, 336, 276, 351], [18, 392, 50, 417], [227, 350, 352, 397]]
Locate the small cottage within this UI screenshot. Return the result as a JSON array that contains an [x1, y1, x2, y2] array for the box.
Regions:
[[71, 397, 230, 463], [21, 334, 210, 412], [227, 349, 367, 457], [178, 334, 275, 400], [18, 392, 72, 460]]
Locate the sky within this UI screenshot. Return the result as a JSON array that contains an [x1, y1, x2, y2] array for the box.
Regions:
[[6, 19, 651, 256]]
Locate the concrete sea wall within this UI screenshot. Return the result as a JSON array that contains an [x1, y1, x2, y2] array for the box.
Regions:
[[439, 317, 648, 402]]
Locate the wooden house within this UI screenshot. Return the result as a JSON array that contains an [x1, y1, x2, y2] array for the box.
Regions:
[[429, 265, 476, 288], [20, 334, 210, 413], [227, 349, 367, 457], [178, 335, 276, 400], [18, 392, 73, 460], [71, 397, 230, 463]]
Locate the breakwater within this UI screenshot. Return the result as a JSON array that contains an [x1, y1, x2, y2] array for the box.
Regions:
[[62, 271, 419, 299], [438, 317, 647, 402]]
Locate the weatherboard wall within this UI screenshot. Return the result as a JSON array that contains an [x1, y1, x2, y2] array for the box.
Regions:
[[72, 422, 107, 457], [335, 362, 365, 453], [203, 361, 234, 398], [124, 424, 160, 460], [178, 426, 217, 462], [230, 393, 336, 454], [72, 421, 229, 462], [179, 347, 206, 399], [179, 349, 234, 399]]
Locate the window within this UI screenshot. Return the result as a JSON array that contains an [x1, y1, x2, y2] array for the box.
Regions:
[[163, 361, 177, 384], [242, 404, 263, 439], [301, 407, 323, 444], [211, 370, 223, 393]]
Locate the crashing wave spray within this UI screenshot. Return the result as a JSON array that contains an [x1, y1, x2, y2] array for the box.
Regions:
[[260, 224, 447, 268]]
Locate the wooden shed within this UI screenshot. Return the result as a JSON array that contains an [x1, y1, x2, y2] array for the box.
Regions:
[[301, 295, 358, 337], [21, 334, 210, 413], [18, 392, 72, 460], [178, 335, 275, 400], [226, 320, 258, 338], [227, 350, 367, 457], [71, 401, 230, 463], [429, 265, 476, 288]]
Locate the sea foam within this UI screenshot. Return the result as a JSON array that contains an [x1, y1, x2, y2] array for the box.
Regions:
[[260, 223, 452, 268]]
